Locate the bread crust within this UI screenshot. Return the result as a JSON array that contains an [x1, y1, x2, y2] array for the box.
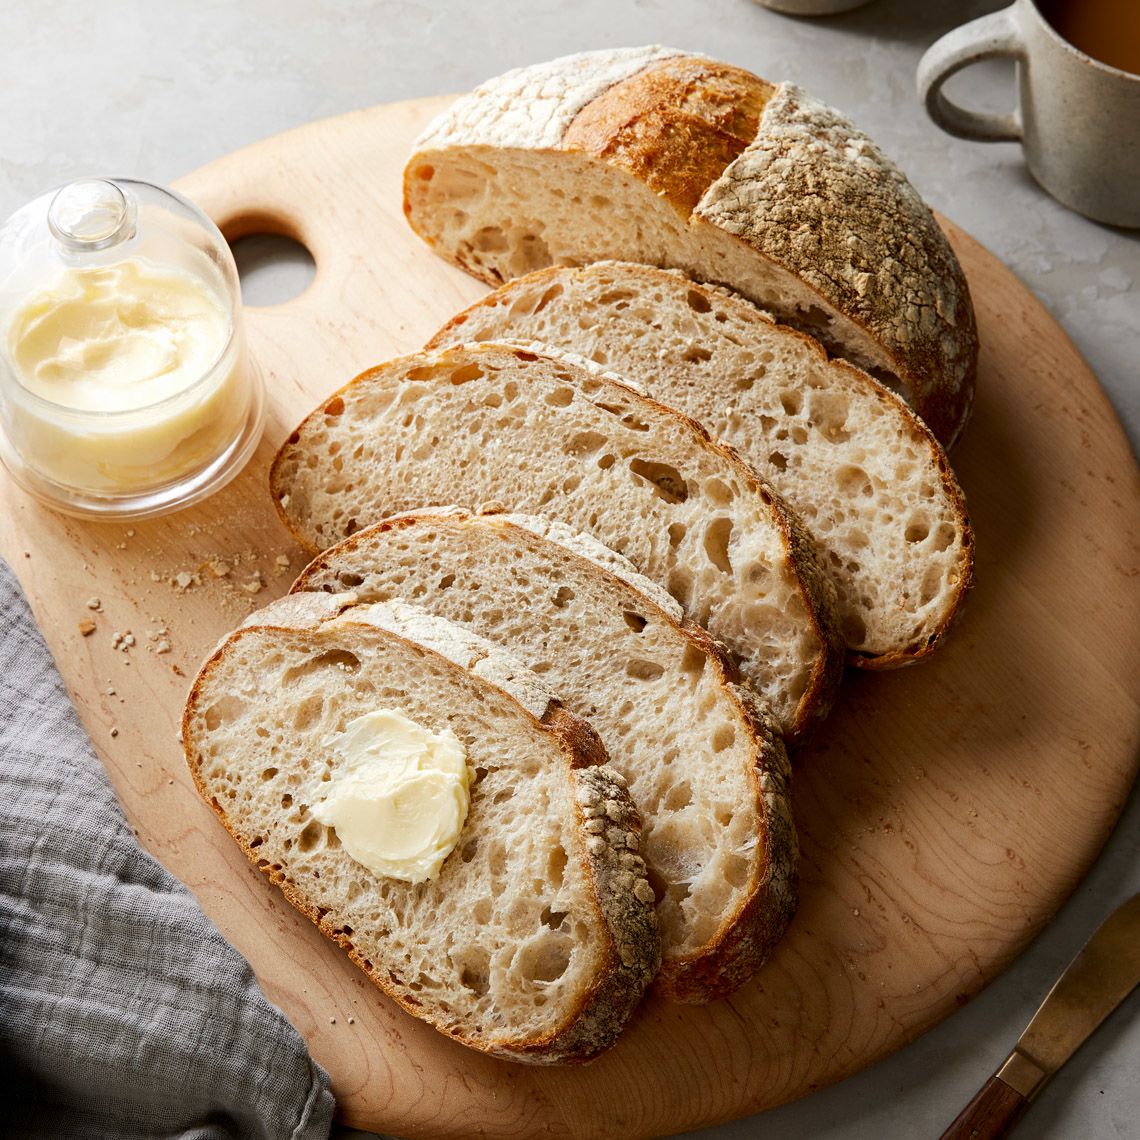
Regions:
[[182, 608, 660, 1063], [404, 48, 978, 448], [269, 341, 845, 744], [563, 57, 775, 217], [427, 262, 976, 667], [293, 508, 801, 1000], [694, 83, 978, 447]]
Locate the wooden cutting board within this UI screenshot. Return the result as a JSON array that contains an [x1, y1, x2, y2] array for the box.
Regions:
[[2, 96, 1138, 1139]]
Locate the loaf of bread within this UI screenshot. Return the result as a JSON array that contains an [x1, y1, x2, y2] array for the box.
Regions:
[[429, 263, 974, 666], [294, 507, 798, 1001], [270, 341, 845, 744], [183, 592, 660, 1063], [404, 48, 977, 448]]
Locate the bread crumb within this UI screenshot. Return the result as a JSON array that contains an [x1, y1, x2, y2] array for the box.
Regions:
[[477, 500, 506, 515], [853, 908, 860, 917], [347, 1017, 355, 1025], [110, 727, 119, 738], [329, 1017, 336, 1025], [79, 619, 96, 636], [240, 571, 264, 595], [105, 686, 116, 696], [207, 558, 231, 578], [274, 553, 291, 574], [155, 639, 172, 655], [86, 597, 102, 610], [172, 571, 199, 591]]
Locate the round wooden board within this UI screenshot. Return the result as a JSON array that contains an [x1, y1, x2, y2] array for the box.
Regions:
[[2, 96, 1138, 1139]]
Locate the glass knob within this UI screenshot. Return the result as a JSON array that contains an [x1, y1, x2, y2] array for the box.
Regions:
[[47, 178, 137, 252]]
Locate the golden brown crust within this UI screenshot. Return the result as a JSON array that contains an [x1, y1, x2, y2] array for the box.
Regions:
[[182, 616, 659, 1064], [562, 57, 775, 217]]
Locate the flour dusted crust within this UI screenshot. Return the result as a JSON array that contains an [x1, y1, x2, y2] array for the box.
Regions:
[[183, 597, 660, 1063], [404, 48, 978, 447], [695, 85, 977, 446], [415, 46, 681, 151]]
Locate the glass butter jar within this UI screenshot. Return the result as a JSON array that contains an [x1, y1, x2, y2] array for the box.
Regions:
[[0, 178, 264, 519]]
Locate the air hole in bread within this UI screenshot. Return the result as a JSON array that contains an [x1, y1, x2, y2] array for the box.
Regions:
[[552, 586, 575, 608], [686, 288, 712, 314], [460, 958, 491, 997], [260, 767, 279, 782], [541, 905, 569, 931], [931, 523, 957, 552], [448, 363, 486, 386], [779, 389, 803, 416], [712, 725, 735, 753], [296, 819, 324, 854], [293, 694, 323, 732], [919, 565, 943, 607], [703, 477, 733, 507], [905, 518, 930, 544], [564, 430, 606, 457], [438, 573, 457, 590], [204, 695, 245, 731], [768, 451, 788, 472], [281, 650, 361, 687], [836, 465, 872, 497], [621, 412, 651, 432], [682, 345, 712, 364], [622, 610, 647, 633], [472, 226, 508, 253], [249, 835, 264, 849], [629, 458, 689, 504], [280, 793, 293, 809], [518, 931, 572, 984], [597, 453, 616, 470], [667, 568, 694, 608], [545, 386, 574, 408], [664, 781, 692, 811], [704, 517, 734, 574], [335, 571, 364, 589], [323, 396, 345, 418], [626, 658, 666, 682], [547, 844, 567, 891]]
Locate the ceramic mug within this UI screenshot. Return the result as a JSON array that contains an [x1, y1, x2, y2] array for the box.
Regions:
[[917, 0, 1140, 228]]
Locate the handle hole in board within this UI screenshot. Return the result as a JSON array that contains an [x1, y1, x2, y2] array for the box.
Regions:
[[229, 233, 316, 307]]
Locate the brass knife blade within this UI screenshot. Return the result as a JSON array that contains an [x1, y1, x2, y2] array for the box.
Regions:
[[997, 893, 1140, 1100]]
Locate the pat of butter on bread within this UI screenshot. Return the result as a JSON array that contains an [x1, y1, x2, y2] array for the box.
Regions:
[[311, 710, 472, 884]]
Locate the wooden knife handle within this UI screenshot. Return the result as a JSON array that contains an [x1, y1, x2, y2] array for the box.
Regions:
[[939, 1074, 1030, 1140]]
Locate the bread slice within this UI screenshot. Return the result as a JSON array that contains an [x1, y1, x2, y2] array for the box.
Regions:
[[270, 341, 844, 745], [403, 48, 977, 447], [182, 592, 660, 1063], [294, 507, 798, 1001], [428, 263, 975, 667]]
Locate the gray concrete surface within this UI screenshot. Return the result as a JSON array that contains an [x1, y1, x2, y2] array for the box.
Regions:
[[3, 1, 1136, 1137]]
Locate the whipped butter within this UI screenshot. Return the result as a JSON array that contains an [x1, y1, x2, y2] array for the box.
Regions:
[[312, 710, 473, 884], [5, 256, 247, 492], [11, 259, 228, 412], [0, 177, 264, 517]]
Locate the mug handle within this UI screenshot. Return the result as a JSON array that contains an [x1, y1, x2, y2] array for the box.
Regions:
[[917, 5, 1026, 142]]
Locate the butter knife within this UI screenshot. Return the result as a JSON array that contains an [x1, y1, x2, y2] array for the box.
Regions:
[[939, 893, 1140, 1140]]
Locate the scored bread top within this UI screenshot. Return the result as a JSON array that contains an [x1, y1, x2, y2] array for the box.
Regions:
[[270, 340, 844, 744], [406, 47, 977, 447], [294, 507, 799, 1001], [428, 262, 975, 667], [183, 596, 660, 1063]]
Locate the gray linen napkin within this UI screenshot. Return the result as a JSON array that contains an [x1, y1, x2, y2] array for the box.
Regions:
[[0, 558, 336, 1139]]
